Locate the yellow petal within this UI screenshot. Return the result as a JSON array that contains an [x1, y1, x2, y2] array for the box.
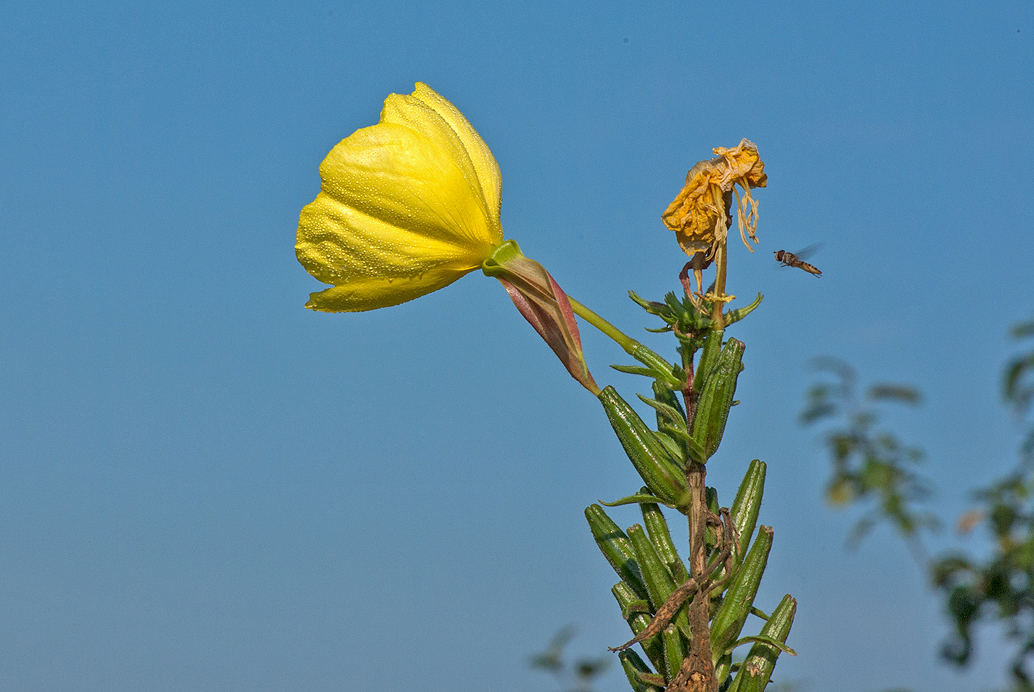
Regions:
[[296, 84, 505, 312], [315, 121, 497, 251], [304, 266, 468, 312], [297, 190, 485, 286], [411, 82, 502, 233]]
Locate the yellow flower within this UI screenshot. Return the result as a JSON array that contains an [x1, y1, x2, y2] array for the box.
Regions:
[[661, 139, 767, 258], [296, 82, 503, 312], [295, 83, 598, 393]]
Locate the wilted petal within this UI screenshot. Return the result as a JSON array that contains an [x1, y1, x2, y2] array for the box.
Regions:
[[661, 139, 767, 257]]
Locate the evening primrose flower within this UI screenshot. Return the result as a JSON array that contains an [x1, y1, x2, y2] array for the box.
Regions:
[[296, 82, 503, 313], [296, 83, 597, 393], [661, 139, 767, 259]]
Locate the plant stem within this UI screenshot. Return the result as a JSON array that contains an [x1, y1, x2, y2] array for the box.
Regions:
[[675, 460, 718, 691], [710, 245, 727, 329], [567, 296, 642, 355]]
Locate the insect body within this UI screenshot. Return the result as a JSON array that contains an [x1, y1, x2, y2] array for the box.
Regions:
[[774, 249, 822, 277]]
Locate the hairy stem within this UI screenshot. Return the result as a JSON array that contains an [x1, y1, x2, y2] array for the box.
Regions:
[[678, 460, 717, 691]]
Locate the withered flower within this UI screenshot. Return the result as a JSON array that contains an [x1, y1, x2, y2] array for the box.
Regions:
[[661, 139, 767, 259]]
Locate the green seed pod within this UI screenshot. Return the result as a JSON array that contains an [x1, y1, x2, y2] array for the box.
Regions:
[[619, 650, 664, 692], [626, 524, 676, 608], [689, 337, 745, 460], [730, 460, 767, 564], [640, 501, 690, 584], [585, 504, 649, 601], [662, 624, 686, 682], [710, 526, 774, 663], [705, 485, 720, 554], [627, 524, 692, 641], [693, 329, 724, 392], [727, 594, 797, 692], [612, 582, 665, 673], [713, 653, 733, 689], [598, 386, 688, 506]]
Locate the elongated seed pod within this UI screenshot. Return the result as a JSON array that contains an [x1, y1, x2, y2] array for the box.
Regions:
[[627, 524, 692, 642], [689, 337, 745, 460], [727, 594, 796, 692], [619, 650, 664, 692], [713, 653, 733, 689], [730, 460, 766, 563], [662, 624, 686, 682], [710, 526, 774, 663], [612, 582, 665, 673], [640, 502, 690, 583], [705, 486, 720, 554], [692, 329, 724, 393], [585, 504, 649, 601], [599, 386, 688, 506]]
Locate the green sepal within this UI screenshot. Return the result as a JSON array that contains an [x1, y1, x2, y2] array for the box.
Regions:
[[618, 650, 665, 692], [612, 364, 659, 378], [600, 493, 675, 509], [651, 380, 686, 420], [726, 594, 796, 692], [724, 293, 763, 326], [585, 504, 649, 601], [641, 500, 690, 584], [730, 460, 767, 564], [637, 394, 688, 432], [637, 394, 693, 464], [653, 431, 688, 465], [749, 606, 770, 621], [647, 422, 708, 465], [662, 625, 687, 682], [727, 635, 797, 657], [598, 386, 689, 507], [627, 524, 693, 642], [689, 337, 746, 460], [709, 526, 774, 664], [612, 582, 665, 673], [629, 345, 685, 390]]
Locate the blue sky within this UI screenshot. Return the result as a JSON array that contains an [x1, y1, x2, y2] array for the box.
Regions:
[[1, 2, 1032, 690]]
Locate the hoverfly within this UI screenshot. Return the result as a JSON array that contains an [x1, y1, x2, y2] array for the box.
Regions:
[[774, 247, 822, 277]]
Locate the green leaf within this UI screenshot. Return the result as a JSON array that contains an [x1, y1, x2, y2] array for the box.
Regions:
[[637, 394, 688, 430], [724, 293, 764, 326], [727, 634, 797, 656], [662, 624, 687, 682], [611, 364, 659, 377], [600, 493, 675, 508]]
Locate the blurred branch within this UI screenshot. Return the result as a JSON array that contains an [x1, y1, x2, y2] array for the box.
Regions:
[[800, 357, 937, 561], [932, 311, 1034, 689], [529, 627, 610, 692], [804, 312, 1034, 691]]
